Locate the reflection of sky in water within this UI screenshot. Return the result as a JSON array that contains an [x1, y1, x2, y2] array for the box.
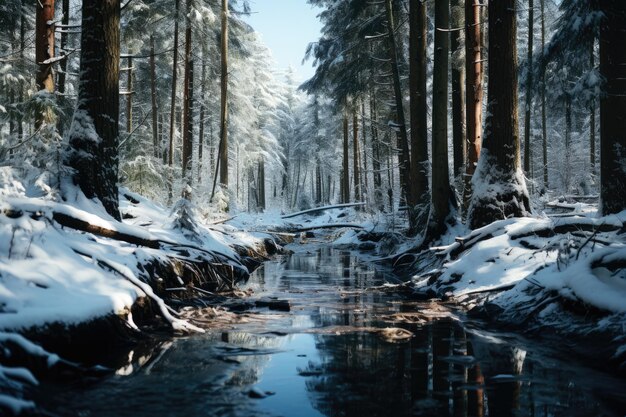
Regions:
[[255, 334, 325, 417]]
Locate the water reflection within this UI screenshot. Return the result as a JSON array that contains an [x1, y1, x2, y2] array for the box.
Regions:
[[32, 248, 626, 417]]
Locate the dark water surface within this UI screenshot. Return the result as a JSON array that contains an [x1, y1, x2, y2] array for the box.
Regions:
[[36, 248, 626, 416]]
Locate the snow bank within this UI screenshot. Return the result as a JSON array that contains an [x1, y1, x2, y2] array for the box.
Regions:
[[419, 210, 626, 318], [0, 171, 249, 333]]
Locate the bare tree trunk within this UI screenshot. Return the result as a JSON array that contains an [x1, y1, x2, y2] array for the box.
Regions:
[[541, 0, 548, 190], [167, 0, 180, 200], [181, 3, 193, 184], [590, 39, 596, 175], [35, 0, 55, 129], [599, 0, 626, 214], [67, 0, 121, 220], [219, 0, 229, 188], [409, 0, 430, 218], [360, 99, 369, 200], [198, 48, 207, 184], [126, 56, 133, 133], [316, 161, 322, 204], [385, 0, 412, 207], [451, 0, 466, 179], [258, 158, 266, 210], [524, 0, 534, 176], [464, 0, 484, 211], [58, 0, 69, 95], [370, 89, 383, 209], [57, 0, 69, 135], [17, 2, 25, 142], [353, 108, 361, 203], [468, 0, 530, 229], [150, 35, 159, 157], [565, 94, 572, 192], [430, 0, 455, 235], [342, 113, 350, 203]]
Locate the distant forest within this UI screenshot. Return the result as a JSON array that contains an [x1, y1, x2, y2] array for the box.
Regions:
[[1, 0, 625, 239]]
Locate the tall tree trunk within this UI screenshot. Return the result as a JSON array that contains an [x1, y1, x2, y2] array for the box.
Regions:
[[181, 4, 193, 184], [524, 0, 534, 176], [541, 0, 548, 190], [385, 0, 412, 207], [353, 108, 361, 203], [219, 0, 229, 188], [198, 47, 207, 184], [342, 113, 350, 203], [590, 39, 596, 176], [57, 0, 69, 134], [167, 0, 180, 200], [125, 56, 133, 133], [258, 158, 266, 210], [468, 0, 530, 229], [430, 0, 455, 235], [370, 89, 383, 209], [451, 0, 466, 179], [316, 160, 322, 204], [17, 2, 25, 142], [464, 0, 484, 211], [150, 35, 159, 157], [58, 0, 69, 95], [361, 99, 369, 200], [565, 94, 572, 192], [599, 0, 626, 215], [68, 0, 121, 220], [35, 0, 55, 129], [409, 0, 430, 220]]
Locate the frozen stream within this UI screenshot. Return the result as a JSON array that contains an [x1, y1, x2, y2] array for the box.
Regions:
[[35, 247, 626, 416]]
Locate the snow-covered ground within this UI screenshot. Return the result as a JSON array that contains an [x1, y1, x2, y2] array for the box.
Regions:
[[0, 167, 275, 335], [409, 203, 626, 366]]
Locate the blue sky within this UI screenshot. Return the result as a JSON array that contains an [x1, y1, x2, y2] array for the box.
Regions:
[[244, 0, 322, 81]]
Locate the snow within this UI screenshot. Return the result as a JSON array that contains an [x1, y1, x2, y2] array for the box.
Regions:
[[0, 172, 256, 333], [422, 209, 626, 331], [0, 395, 35, 415]]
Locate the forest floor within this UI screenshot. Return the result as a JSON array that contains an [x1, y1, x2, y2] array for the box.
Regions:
[[1, 166, 626, 413]]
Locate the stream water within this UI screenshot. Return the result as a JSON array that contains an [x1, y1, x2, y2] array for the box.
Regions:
[[35, 247, 626, 416]]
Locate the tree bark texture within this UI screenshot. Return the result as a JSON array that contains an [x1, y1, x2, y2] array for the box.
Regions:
[[464, 0, 484, 211], [342, 114, 350, 204], [430, 0, 455, 233], [409, 0, 430, 209], [599, 0, 626, 214], [353, 109, 361, 203], [150, 35, 159, 157], [451, 0, 466, 179], [182, 7, 194, 183], [524, 0, 534, 176], [68, 0, 121, 220], [35, 0, 55, 128], [385, 0, 412, 207], [219, 0, 230, 188], [468, 0, 531, 229], [168, 0, 180, 170]]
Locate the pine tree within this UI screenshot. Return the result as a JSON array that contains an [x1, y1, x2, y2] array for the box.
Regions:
[[67, 0, 121, 220], [429, 0, 456, 235], [599, 0, 626, 214], [468, 0, 531, 229]]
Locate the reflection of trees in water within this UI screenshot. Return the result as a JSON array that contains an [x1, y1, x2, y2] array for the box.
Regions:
[[299, 317, 613, 417], [252, 249, 620, 416], [299, 319, 480, 417]]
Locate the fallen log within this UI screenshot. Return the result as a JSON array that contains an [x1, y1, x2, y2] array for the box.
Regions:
[[53, 212, 161, 249], [510, 222, 622, 240], [293, 223, 365, 233], [281, 202, 366, 219]]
